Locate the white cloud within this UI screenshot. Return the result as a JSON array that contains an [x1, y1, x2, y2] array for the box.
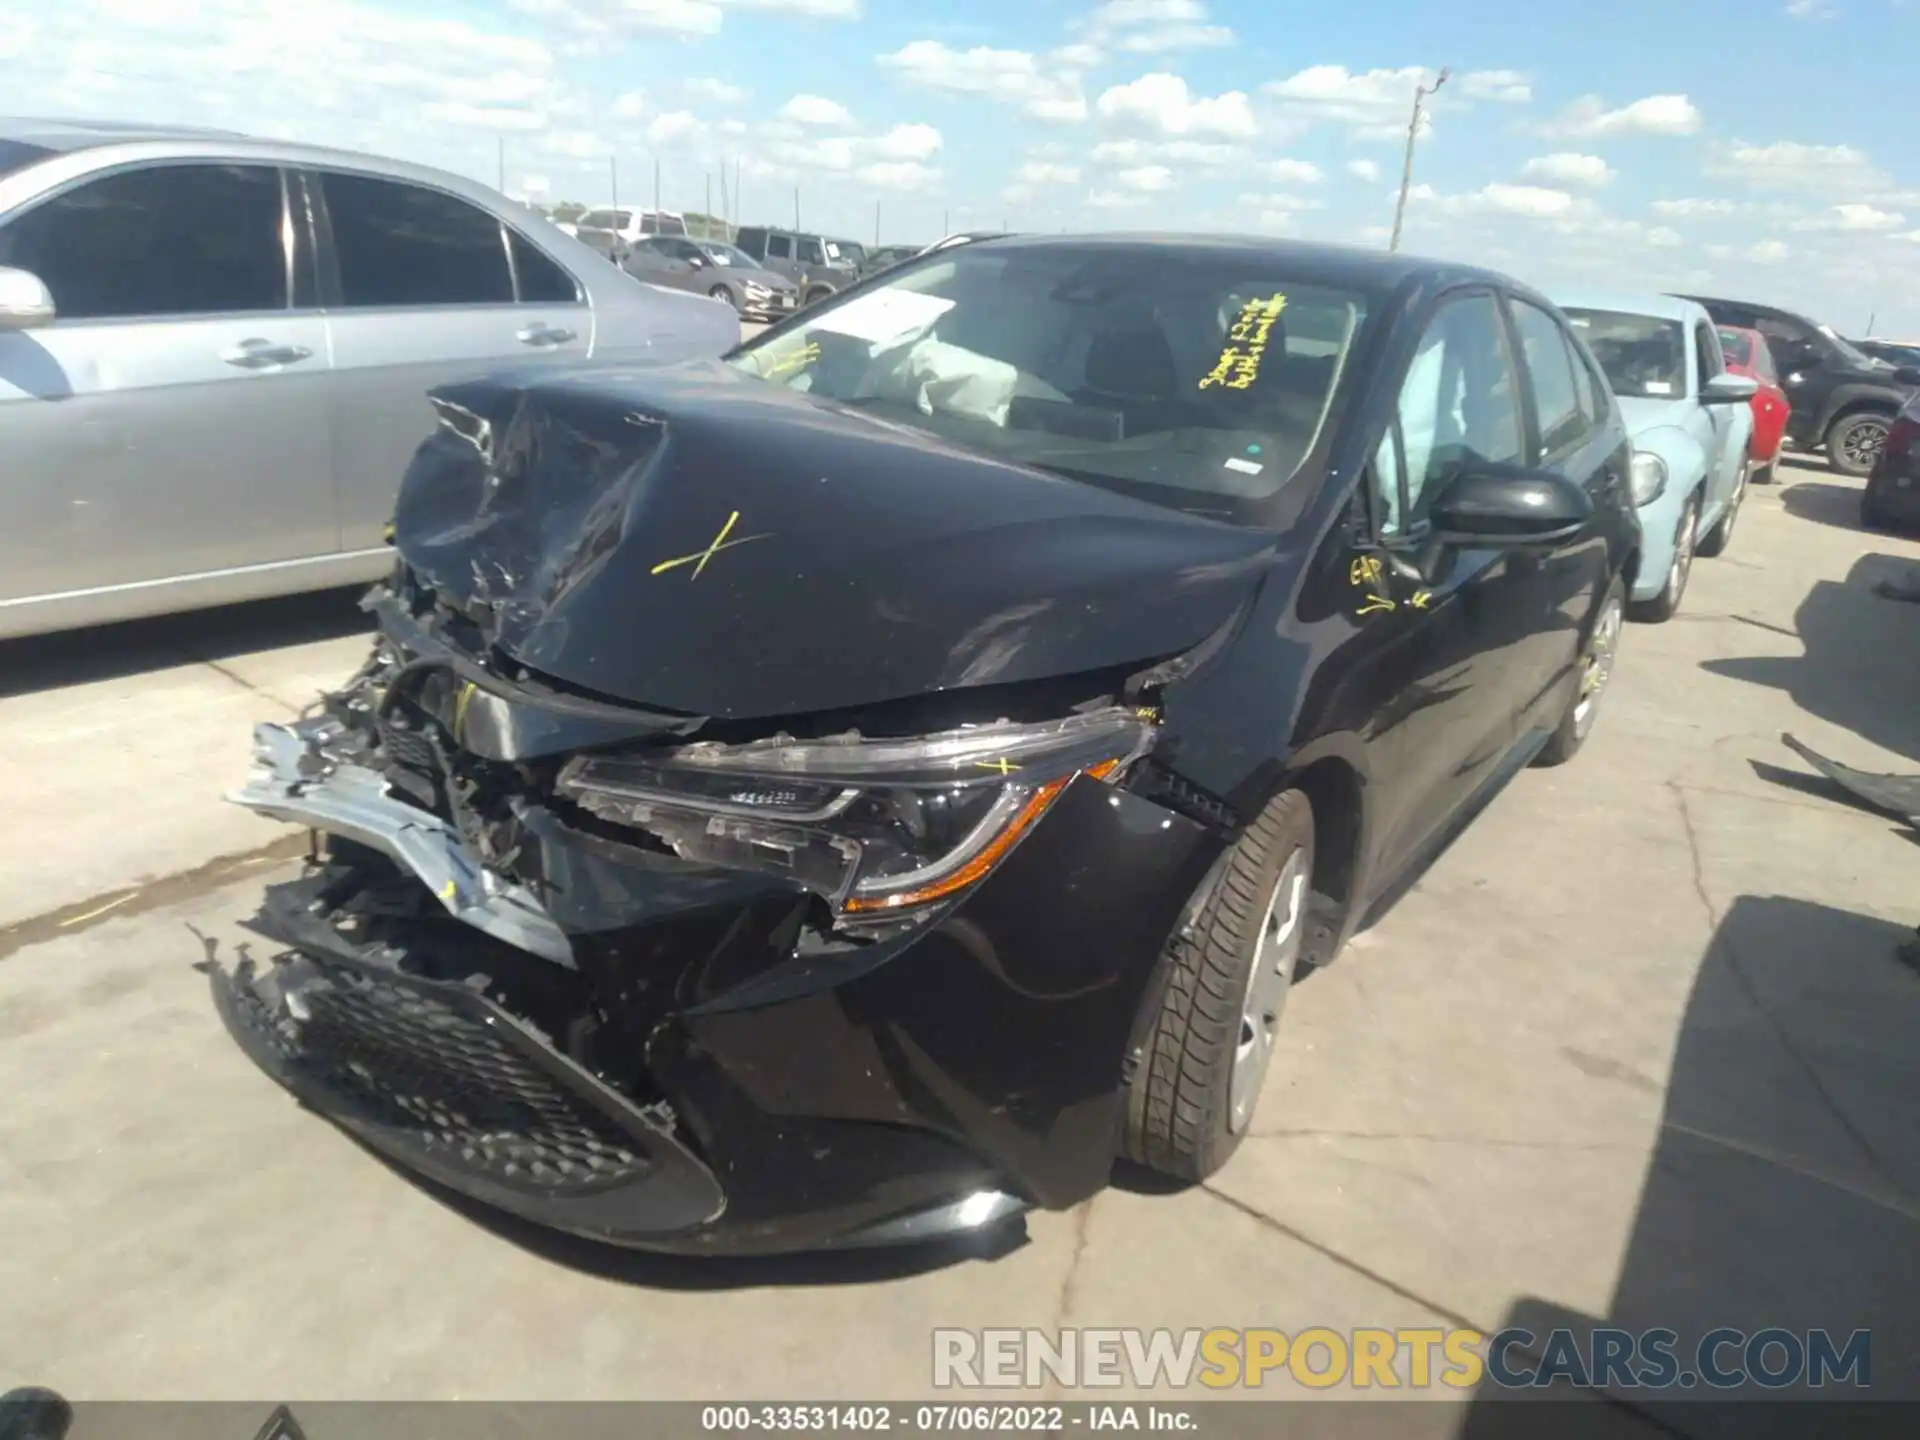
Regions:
[[611, 89, 647, 120], [1651, 197, 1740, 217], [869, 122, 942, 161], [1539, 93, 1702, 137], [1785, 0, 1838, 17], [1014, 160, 1083, 185], [646, 110, 701, 146], [1095, 72, 1256, 138], [684, 77, 749, 104], [1115, 163, 1176, 192], [1090, 137, 1243, 168], [1234, 190, 1324, 212], [1792, 203, 1906, 233], [1262, 158, 1325, 184], [1706, 138, 1891, 193], [1520, 152, 1614, 187], [876, 40, 1088, 123], [1263, 65, 1531, 139], [1748, 239, 1792, 263], [724, 0, 860, 14], [1346, 158, 1382, 182], [508, 0, 723, 37], [781, 93, 854, 127], [1084, 0, 1234, 54], [858, 160, 939, 191], [1415, 182, 1578, 218]]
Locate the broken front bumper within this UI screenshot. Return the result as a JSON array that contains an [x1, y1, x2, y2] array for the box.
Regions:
[[217, 717, 1220, 1255]]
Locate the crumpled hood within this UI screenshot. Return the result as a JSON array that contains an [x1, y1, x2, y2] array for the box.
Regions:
[[391, 362, 1279, 720]]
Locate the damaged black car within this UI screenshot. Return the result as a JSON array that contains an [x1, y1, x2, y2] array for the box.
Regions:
[[212, 235, 1642, 1255]]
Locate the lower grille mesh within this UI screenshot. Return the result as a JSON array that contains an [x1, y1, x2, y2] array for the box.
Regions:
[[277, 965, 648, 1193]]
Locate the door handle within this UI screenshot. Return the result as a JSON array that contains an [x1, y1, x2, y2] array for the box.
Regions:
[[517, 323, 578, 347], [221, 338, 313, 369]]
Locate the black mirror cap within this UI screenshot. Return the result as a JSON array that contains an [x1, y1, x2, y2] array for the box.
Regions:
[[1430, 465, 1594, 545], [1893, 366, 1920, 388]]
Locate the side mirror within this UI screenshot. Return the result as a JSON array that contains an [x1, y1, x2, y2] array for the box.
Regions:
[[1429, 464, 1593, 547], [1700, 372, 1759, 405], [1893, 366, 1920, 388], [688, 253, 709, 268], [0, 267, 56, 331]]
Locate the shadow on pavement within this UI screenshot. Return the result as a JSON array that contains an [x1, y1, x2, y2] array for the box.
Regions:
[[1777, 478, 1866, 532], [0, 588, 372, 699], [1457, 893, 1920, 1439], [1701, 554, 1920, 764]]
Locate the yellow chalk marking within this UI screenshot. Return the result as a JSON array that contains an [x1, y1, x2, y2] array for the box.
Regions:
[[1410, 590, 1433, 610], [974, 758, 1018, 775], [438, 880, 458, 902], [651, 510, 773, 579], [58, 891, 139, 928], [1199, 293, 1287, 391], [452, 681, 477, 743], [1350, 556, 1384, 588], [381, 520, 396, 543], [1357, 594, 1397, 616]]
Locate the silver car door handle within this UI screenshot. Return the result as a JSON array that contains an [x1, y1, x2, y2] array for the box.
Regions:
[[517, 323, 578, 346], [221, 338, 314, 369]]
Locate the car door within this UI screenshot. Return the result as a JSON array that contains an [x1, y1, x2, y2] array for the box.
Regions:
[[1354, 289, 1538, 879], [1752, 312, 1829, 445], [312, 167, 594, 554], [762, 232, 800, 287], [0, 159, 334, 604], [622, 237, 687, 291], [1504, 295, 1621, 737], [1690, 318, 1739, 520]]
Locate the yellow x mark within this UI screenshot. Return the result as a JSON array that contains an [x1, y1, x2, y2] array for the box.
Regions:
[[651, 510, 773, 580]]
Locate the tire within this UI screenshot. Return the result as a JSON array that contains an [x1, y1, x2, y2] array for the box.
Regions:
[[1695, 467, 1745, 558], [1629, 491, 1698, 623], [709, 284, 738, 310], [1534, 578, 1624, 768], [1826, 412, 1892, 478], [1123, 789, 1315, 1181], [804, 287, 834, 307], [1752, 458, 1778, 485]]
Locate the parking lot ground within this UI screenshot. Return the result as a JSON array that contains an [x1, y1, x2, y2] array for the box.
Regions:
[[3, 461, 1918, 1408]]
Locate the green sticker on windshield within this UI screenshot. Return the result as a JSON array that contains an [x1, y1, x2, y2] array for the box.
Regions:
[[1200, 293, 1288, 391]]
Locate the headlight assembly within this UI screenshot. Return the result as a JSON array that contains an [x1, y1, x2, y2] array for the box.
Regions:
[[1629, 451, 1669, 506], [554, 707, 1154, 922]]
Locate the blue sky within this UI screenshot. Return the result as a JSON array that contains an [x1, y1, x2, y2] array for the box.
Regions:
[[7, 0, 1919, 331]]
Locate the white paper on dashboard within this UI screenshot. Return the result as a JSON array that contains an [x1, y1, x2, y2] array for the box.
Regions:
[[1643, 380, 1674, 395], [812, 290, 956, 346]]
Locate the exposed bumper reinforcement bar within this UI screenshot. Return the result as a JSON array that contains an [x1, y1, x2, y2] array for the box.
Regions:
[[227, 721, 576, 969]]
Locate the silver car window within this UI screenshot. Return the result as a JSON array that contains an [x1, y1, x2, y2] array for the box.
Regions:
[[0, 162, 286, 320], [320, 172, 514, 308]]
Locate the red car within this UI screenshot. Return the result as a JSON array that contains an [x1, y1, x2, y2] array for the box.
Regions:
[[1717, 326, 1791, 483]]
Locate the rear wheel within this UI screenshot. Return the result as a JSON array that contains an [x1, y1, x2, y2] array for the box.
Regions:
[[1629, 492, 1698, 623], [804, 287, 834, 307], [1827, 412, 1891, 478], [1695, 467, 1745, 558], [1535, 579, 1624, 767], [709, 284, 738, 309], [1752, 458, 1778, 485], [1123, 790, 1315, 1180]]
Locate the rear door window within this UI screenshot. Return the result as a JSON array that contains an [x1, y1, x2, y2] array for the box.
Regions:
[[798, 238, 825, 265], [0, 162, 286, 320], [321, 172, 513, 307], [1509, 298, 1589, 460], [509, 232, 580, 303], [766, 234, 792, 260]]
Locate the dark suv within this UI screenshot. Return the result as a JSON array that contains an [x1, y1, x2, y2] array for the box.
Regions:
[[732, 226, 861, 306], [1676, 294, 1920, 476]]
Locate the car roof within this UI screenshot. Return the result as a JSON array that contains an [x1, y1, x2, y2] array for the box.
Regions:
[[958, 232, 1515, 299], [0, 116, 254, 150], [1554, 289, 1707, 324]]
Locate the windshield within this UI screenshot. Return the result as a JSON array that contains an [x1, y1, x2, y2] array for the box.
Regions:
[[1564, 309, 1686, 399], [726, 245, 1369, 520], [701, 243, 755, 267], [836, 241, 868, 266], [1817, 323, 1877, 367]]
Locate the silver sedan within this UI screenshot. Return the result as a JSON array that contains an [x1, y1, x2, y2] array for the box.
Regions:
[[0, 118, 741, 641]]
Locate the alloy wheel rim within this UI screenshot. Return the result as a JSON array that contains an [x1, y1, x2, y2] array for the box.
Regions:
[[1670, 501, 1697, 600], [1572, 596, 1623, 736], [1229, 848, 1308, 1133], [1843, 420, 1888, 470]]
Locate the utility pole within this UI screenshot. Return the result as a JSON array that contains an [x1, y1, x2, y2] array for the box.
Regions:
[[1388, 67, 1449, 253], [609, 156, 618, 210], [943, 208, 950, 235], [654, 158, 661, 216], [706, 171, 712, 226], [794, 186, 801, 229]]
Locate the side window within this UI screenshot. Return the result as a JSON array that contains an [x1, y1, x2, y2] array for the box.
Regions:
[[1382, 293, 1527, 533], [578, 209, 612, 230], [1751, 337, 1780, 386], [509, 231, 580, 303], [1569, 345, 1605, 428], [321, 172, 513, 307], [0, 163, 286, 321], [1510, 299, 1588, 460], [736, 228, 766, 258], [1692, 323, 1720, 393], [1755, 315, 1814, 368], [765, 234, 792, 260], [798, 237, 825, 265]]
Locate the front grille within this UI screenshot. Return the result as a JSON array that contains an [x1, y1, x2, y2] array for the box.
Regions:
[[272, 964, 649, 1194]]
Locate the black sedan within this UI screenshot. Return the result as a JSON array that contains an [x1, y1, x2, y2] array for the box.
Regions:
[[211, 235, 1641, 1255]]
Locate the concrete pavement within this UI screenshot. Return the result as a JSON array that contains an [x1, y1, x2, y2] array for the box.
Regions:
[[2, 461, 1917, 1411]]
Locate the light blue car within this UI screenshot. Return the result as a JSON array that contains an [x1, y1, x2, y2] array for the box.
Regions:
[[1553, 291, 1758, 621]]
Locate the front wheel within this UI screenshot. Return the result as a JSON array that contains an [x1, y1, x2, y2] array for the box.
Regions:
[[803, 287, 835, 307], [1534, 579, 1624, 767], [709, 284, 738, 310], [1629, 492, 1698, 624], [1122, 790, 1315, 1180], [1827, 412, 1891, 478]]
